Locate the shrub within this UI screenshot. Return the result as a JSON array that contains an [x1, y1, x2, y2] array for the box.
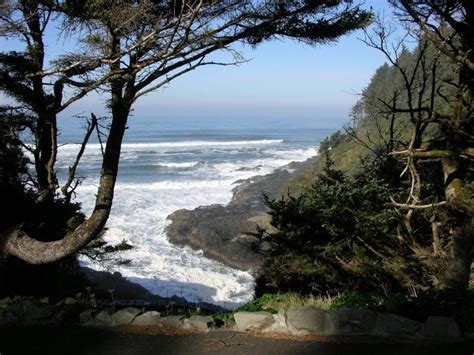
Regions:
[[253, 154, 439, 296]]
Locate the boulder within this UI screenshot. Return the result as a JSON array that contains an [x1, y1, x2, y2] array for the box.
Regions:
[[94, 309, 115, 327], [51, 307, 70, 324], [112, 307, 142, 326], [132, 311, 161, 326], [326, 309, 377, 335], [15, 300, 53, 320], [423, 316, 461, 339], [234, 311, 274, 331], [373, 313, 422, 337], [64, 297, 79, 305], [5, 300, 55, 326], [79, 309, 98, 326], [159, 315, 185, 328], [183, 315, 215, 331], [261, 309, 289, 334], [286, 306, 327, 336]]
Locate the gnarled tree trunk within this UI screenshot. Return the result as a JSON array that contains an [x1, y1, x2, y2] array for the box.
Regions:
[[440, 216, 474, 291], [440, 156, 474, 291], [1, 109, 129, 264]]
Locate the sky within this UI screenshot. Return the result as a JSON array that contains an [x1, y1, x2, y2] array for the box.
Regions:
[[1, 1, 395, 126]]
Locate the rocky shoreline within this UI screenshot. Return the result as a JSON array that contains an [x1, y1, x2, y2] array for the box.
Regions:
[[165, 157, 317, 273]]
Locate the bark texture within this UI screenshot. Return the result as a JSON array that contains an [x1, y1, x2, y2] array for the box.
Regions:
[[1, 108, 129, 264]]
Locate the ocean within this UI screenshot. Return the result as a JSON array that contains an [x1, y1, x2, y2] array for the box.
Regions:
[[55, 115, 339, 309]]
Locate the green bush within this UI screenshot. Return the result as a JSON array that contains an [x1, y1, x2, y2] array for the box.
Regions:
[[254, 154, 437, 296], [238, 294, 279, 313], [329, 291, 380, 310], [319, 130, 350, 154]]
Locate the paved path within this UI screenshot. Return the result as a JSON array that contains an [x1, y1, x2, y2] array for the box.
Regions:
[[1, 327, 472, 355]]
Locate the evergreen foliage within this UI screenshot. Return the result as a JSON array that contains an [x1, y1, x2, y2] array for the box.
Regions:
[[256, 27, 472, 297], [0, 0, 372, 265], [255, 154, 433, 295], [0, 107, 28, 189]]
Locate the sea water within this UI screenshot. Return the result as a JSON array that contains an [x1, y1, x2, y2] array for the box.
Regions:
[[55, 115, 339, 309]]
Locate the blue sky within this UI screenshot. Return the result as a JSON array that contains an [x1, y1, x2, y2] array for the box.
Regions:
[[1, 1, 394, 125]]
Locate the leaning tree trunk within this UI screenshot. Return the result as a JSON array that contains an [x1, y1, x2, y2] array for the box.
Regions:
[[439, 156, 474, 292], [441, 216, 474, 291], [1, 109, 129, 264]]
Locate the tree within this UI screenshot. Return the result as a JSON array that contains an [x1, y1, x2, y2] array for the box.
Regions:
[[364, 8, 474, 292], [0, 107, 28, 190], [391, 1, 474, 93], [0, 1, 109, 203], [0, 0, 372, 264], [252, 153, 429, 296]]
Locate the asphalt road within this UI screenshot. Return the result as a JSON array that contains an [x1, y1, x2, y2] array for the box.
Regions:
[[1, 327, 472, 355]]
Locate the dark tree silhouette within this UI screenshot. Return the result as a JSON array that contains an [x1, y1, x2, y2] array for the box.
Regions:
[[0, 0, 371, 264]]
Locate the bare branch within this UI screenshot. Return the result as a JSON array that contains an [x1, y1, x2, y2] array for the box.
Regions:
[[389, 197, 447, 210], [61, 113, 98, 202]]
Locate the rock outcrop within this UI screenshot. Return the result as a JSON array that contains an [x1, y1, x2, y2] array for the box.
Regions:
[[166, 158, 316, 272]]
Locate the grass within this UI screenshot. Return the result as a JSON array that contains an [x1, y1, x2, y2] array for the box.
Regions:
[[238, 293, 336, 313]]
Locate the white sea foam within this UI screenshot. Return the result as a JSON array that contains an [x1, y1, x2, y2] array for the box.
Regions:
[[78, 179, 237, 192], [59, 139, 284, 152], [59, 138, 318, 309], [154, 161, 200, 168]]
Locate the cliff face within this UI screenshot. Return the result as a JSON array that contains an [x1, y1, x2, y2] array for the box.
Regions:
[[165, 158, 317, 272]]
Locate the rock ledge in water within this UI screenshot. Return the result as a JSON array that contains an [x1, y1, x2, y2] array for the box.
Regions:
[[166, 158, 316, 272]]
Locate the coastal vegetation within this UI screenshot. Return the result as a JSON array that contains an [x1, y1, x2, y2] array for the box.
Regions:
[[0, 0, 370, 293], [252, 0, 474, 329], [0, 0, 473, 339]]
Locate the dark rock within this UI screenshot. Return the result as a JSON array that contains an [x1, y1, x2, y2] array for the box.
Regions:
[[132, 311, 161, 326], [183, 315, 215, 331], [64, 297, 79, 305], [112, 307, 142, 325], [94, 309, 115, 327], [166, 158, 316, 271], [286, 306, 327, 336], [261, 309, 289, 334], [79, 309, 98, 326], [39, 297, 49, 304], [423, 316, 461, 339], [3, 300, 55, 326], [10, 300, 52, 319], [159, 315, 185, 328], [326, 309, 377, 335], [234, 311, 274, 331], [235, 165, 264, 172], [373, 313, 422, 337]]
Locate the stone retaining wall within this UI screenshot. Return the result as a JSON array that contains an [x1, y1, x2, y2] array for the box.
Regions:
[[0, 300, 464, 342]]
